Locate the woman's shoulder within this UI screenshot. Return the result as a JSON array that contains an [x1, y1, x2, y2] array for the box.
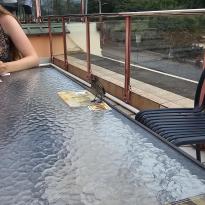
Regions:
[[0, 14, 16, 25], [0, 15, 19, 34]]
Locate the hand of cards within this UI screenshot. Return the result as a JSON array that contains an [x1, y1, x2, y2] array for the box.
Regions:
[[0, 73, 10, 82]]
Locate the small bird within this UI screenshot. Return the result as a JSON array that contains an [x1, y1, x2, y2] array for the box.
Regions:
[[90, 76, 105, 103]]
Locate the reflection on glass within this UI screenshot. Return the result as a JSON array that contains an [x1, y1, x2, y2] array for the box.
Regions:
[[130, 15, 205, 99]]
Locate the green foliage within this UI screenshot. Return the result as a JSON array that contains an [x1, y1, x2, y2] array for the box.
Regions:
[[112, 0, 205, 12], [87, 0, 116, 13], [147, 15, 205, 49], [40, 0, 205, 15], [41, 0, 80, 15]]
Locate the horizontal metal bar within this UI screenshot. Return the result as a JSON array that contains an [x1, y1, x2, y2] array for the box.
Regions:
[[41, 8, 205, 19]]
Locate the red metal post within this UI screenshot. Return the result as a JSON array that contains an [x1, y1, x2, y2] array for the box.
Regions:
[[80, 0, 85, 23], [124, 16, 132, 103], [85, 16, 91, 77], [48, 16, 53, 63], [80, 0, 84, 14], [62, 17, 68, 70]]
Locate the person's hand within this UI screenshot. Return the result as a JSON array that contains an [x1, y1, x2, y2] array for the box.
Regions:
[[0, 61, 7, 74]]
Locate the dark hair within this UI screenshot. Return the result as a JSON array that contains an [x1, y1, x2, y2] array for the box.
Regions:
[[0, 5, 11, 15]]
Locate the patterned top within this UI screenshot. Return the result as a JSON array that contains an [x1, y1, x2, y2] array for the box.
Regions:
[[0, 25, 11, 62]]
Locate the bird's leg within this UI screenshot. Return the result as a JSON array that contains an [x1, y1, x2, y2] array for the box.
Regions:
[[97, 95, 104, 103], [91, 96, 97, 103], [91, 96, 103, 103], [95, 98, 102, 103], [95, 95, 103, 103]]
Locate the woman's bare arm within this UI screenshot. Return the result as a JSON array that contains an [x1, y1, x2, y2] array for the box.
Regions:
[[0, 15, 39, 73]]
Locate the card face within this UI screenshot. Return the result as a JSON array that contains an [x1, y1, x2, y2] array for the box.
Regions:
[[0, 73, 10, 82], [1, 73, 10, 76], [58, 90, 95, 107], [166, 194, 205, 205], [88, 102, 111, 111]]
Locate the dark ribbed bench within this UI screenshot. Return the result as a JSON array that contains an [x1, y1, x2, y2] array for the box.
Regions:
[[135, 68, 205, 161]]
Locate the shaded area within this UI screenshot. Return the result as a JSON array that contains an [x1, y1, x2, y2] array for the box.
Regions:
[[0, 67, 205, 204]]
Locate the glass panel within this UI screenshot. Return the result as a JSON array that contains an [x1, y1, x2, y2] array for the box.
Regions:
[[89, 18, 125, 76], [68, 17, 126, 100], [64, 17, 87, 66], [100, 18, 125, 62], [88, 18, 126, 99], [130, 15, 205, 101]]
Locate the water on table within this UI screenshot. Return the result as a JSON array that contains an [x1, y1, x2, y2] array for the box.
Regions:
[[0, 67, 205, 205]]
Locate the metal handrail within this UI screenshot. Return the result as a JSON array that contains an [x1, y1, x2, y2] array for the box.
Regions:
[[43, 8, 205, 19], [46, 9, 205, 104]]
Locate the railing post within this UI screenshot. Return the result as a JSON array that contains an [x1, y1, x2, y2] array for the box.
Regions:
[[80, 0, 84, 15], [48, 16, 53, 63], [62, 17, 68, 70], [124, 16, 132, 103], [85, 16, 91, 78], [203, 51, 205, 69]]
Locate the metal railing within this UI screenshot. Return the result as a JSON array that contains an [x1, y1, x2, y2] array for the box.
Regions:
[[45, 9, 205, 104]]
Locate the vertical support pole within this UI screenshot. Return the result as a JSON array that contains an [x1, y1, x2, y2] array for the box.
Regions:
[[80, 0, 85, 22], [124, 16, 131, 103], [80, 0, 84, 14], [85, 0, 88, 14], [48, 16, 53, 63], [62, 17, 68, 70], [203, 51, 205, 69], [85, 16, 91, 78]]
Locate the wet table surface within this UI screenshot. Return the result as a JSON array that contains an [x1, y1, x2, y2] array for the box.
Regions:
[[0, 67, 205, 205]]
